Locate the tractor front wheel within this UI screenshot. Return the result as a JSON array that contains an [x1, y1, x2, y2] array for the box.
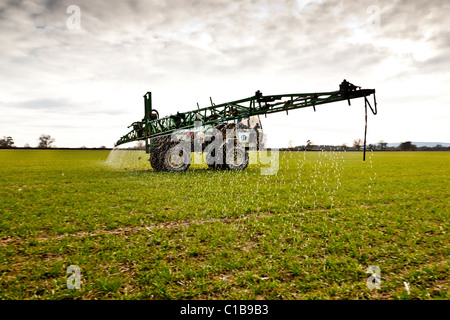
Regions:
[[161, 142, 191, 172]]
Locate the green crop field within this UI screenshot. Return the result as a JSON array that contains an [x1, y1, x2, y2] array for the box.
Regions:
[[0, 149, 448, 300]]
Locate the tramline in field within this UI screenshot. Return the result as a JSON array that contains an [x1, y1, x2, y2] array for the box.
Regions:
[[115, 80, 377, 172]]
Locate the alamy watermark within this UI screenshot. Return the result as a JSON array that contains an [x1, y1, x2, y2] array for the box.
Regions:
[[366, 265, 381, 290], [66, 265, 81, 289], [66, 5, 81, 30], [366, 5, 381, 33]]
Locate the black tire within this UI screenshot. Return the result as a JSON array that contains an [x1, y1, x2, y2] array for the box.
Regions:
[[205, 123, 249, 171], [224, 145, 249, 170], [161, 141, 191, 172], [149, 136, 171, 171], [149, 150, 161, 171]]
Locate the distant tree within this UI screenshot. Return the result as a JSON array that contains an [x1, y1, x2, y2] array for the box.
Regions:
[[399, 141, 417, 151], [341, 143, 348, 151], [353, 138, 363, 150], [0, 136, 15, 148], [368, 144, 376, 151], [305, 140, 314, 151], [378, 140, 387, 151], [99, 145, 107, 149], [24, 143, 31, 148], [38, 134, 55, 148], [80, 145, 87, 149]]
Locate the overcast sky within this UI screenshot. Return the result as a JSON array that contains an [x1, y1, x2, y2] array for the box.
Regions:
[[1, 0, 449, 148]]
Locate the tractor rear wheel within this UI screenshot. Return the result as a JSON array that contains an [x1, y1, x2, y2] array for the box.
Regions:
[[205, 123, 249, 171], [224, 145, 249, 170]]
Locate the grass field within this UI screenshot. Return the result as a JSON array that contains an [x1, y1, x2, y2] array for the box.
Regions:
[[0, 149, 448, 300]]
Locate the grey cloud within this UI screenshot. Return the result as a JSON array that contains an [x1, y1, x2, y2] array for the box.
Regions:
[[0, 0, 446, 81], [10, 98, 75, 110], [4, 0, 445, 73], [1, 98, 127, 116]]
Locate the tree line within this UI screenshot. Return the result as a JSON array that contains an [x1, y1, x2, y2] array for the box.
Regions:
[[0, 134, 56, 149], [0, 134, 110, 149], [1, 135, 448, 151], [282, 140, 450, 151]]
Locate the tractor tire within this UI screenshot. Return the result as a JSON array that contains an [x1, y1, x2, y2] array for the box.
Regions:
[[205, 122, 249, 171], [220, 123, 248, 170], [224, 145, 249, 170], [149, 150, 162, 171], [160, 141, 191, 172], [149, 135, 172, 171]]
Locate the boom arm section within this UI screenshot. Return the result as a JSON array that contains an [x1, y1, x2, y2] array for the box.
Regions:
[[115, 80, 376, 147]]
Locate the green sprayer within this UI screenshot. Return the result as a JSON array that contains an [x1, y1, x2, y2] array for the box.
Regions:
[[115, 80, 377, 171]]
